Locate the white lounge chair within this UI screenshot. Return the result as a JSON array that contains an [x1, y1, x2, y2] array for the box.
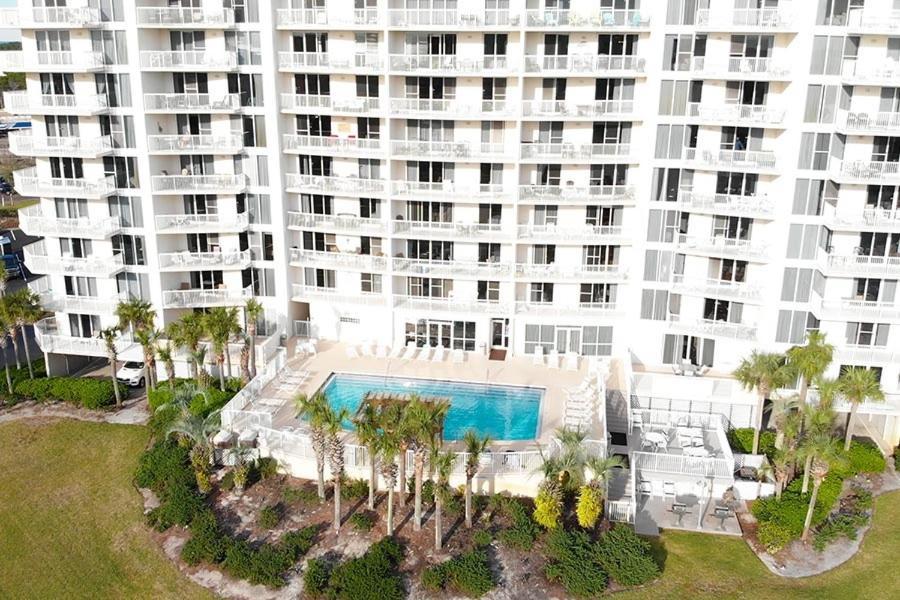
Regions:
[[401, 342, 417, 360], [547, 350, 560, 369], [388, 345, 403, 358], [532, 346, 544, 365], [375, 345, 388, 358], [431, 345, 446, 362], [360, 342, 374, 357], [417, 346, 433, 361], [564, 352, 579, 371], [451, 348, 465, 364], [345, 345, 360, 359]]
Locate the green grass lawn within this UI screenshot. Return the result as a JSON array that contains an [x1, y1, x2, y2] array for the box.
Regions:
[[0, 419, 212, 600], [620, 490, 900, 600]]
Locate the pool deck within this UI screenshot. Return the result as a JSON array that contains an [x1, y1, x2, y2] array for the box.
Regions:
[[250, 341, 604, 450]]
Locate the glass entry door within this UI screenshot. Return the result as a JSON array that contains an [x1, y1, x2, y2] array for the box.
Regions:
[[490, 318, 508, 349], [556, 326, 581, 353]]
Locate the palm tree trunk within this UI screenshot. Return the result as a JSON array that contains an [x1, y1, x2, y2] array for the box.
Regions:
[[4, 362, 12, 394], [316, 452, 326, 499], [368, 457, 377, 510], [801, 479, 821, 541], [398, 447, 407, 508], [166, 361, 175, 389], [414, 455, 424, 531], [249, 328, 257, 378], [843, 404, 857, 451], [752, 392, 765, 454], [465, 478, 473, 528], [801, 455, 813, 494], [798, 376, 808, 407], [9, 330, 20, 369], [217, 355, 226, 391], [333, 477, 341, 533], [775, 477, 782, 500], [110, 357, 122, 408], [386, 487, 395, 535], [22, 327, 34, 379], [225, 344, 233, 379], [434, 494, 443, 550]]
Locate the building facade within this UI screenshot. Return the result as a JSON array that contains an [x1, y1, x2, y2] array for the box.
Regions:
[[3, 0, 900, 442]]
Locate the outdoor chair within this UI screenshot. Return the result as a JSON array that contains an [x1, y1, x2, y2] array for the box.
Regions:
[[417, 346, 433, 361]]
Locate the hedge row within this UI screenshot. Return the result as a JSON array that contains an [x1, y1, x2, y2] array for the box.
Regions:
[[14, 376, 115, 409], [0, 360, 48, 405], [148, 382, 237, 438], [303, 537, 405, 600]]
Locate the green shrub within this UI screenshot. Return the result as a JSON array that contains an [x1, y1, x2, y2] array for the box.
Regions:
[[894, 447, 900, 471], [757, 520, 795, 554], [181, 508, 227, 566], [326, 537, 404, 600], [472, 529, 492, 548], [593, 525, 659, 586], [303, 558, 330, 598], [259, 504, 281, 530], [727, 428, 776, 459], [349, 511, 375, 532], [752, 472, 845, 547], [496, 496, 539, 551], [281, 526, 317, 557], [222, 540, 255, 581], [813, 514, 868, 552], [148, 383, 235, 417], [256, 456, 280, 481], [844, 441, 886, 474], [543, 529, 607, 599], [220, 471, 235, 491], [533, 483, 563, 530], [421, 563, 447, 592], [344, 478, 369, 500], [134, 440, 193, 493], [284, 486, 320, 505], [14, 377, 115, 409], [442, 550, 495, 598], [146, 480, 205, 532]]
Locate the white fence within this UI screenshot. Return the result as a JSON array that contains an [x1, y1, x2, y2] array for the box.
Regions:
[[606, 499, 634, 523]]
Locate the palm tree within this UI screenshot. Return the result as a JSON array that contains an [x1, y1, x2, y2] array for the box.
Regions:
[[203, 307, 240, 391], [134, 327, 158, 390], [9, 288, 42, 379], [0, 315, 13, 394], [771, 448, 792, 500], [353, 402, 382, 510], [539, 428, 591, 492], [800, 402, 836, 494], [0, 263, 7, 297], [733, 351, 793, 454], [431, 448, 455, 551], [167, 409, 221, 493], [168, 313, 205, 380], [0, 295, 21, 370], [584, 455, 625, 524], [295, 392, 329, 499], [407, 398, 450, 531], [115, 297, 155, 338], [377, 429, 401, 535], [462, 429, 492, 528], [767, 395, 799, 450], [244, 298, 263, 378], [323, 405, 349, 533], [191, 346, 210, 387], [837, 367, 884, 451], [159, 382, 204, 415], [238, 334, 251, 384], [798, 433, 846, 541], [756, 460, 774, 499], [100, 327, 123, 408], [786, 331, 833, 407], [156, 339, 176, 389]]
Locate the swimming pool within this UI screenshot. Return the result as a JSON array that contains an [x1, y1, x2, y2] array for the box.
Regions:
[[317, 373, 543, 441]]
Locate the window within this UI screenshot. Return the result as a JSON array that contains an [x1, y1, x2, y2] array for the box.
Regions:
[[99, 115, 135, 149], [295, 114, 331, 137], [651, 167, 693, 202], [775, 311, 819, 344], [641, 289, 669, 320], [662, 34, 706, 71], [356, 75, 379, 98], [658, 80, 701, 116], [95, 73, 131, 107], [532, 245, 556, 265], [704, 298, 742, 323], [798, 132, 842, 170], [91, 30, 127, 65], [239, 193, 272, 224], [643, 249, 673, 282], [529, 282, 554, 303], [804, 84, 845, 124], [477, 280, 500, 302], [583, 245, 617, 266], [598, 34, 637, 57], [116, 272, 147, 300], [226, 30, 262, 65], [64, 275, 96, 297], [304, 268, 335, 288], [103, 156, 139, 189], [112, 234, 145, 266], [845, 322, 889, 347], [781, 267, 815, 302], [108, 196, 142, 228], [241, 115, 266, 146], [533, 205, 558, 226], [581, 283, 616, 305], [361, 273, 382, 293], [407, 277, 452, 298], [358, 117, 380, 139], [786, 224, 823, 260], [662, 334, 715, 367], [810, 35, 858, 75], [294, 74, 329, 96], [228, 73, 263, 107], [360, 198, 381, 218], [793, 179, 836, 216], [655, 124, 696, 159]]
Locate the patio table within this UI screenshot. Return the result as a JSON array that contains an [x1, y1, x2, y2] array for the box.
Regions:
[[670, 503, 691, 526]]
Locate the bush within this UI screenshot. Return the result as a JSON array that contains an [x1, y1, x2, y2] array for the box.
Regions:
[[533, 483, 563, 530], [146, 480, 205, 532], [259, 505, 281, 530], [543, 529, 607, 599], [727, 428, 776, 459], [495, 496, 539, 551], [757, 520, 795, 554], [181, 508, 227, 566], [813, 514, 868, 552], [281, 527, 317, 557], [424, 550, 495, 598], [894, 447, 900, 471], [303, 558, 330, 598], [844, 441, 886, 474], [325, 537, 404, 600], [344, 478, 370, 500], [349, 511, 375, 532], [134, 440, 193, 493], [752, 472, 845, 548], [472, 529, 492, 548], [594, 525, 659, 586], [218, 527, 318, 588], [14, 376, 115, 409], [284, 486, 320, 505], [220, 471, 235, 491], [576, 485, 603, 529], [256, 456, 280, 481], [421, 563, 447, 592]]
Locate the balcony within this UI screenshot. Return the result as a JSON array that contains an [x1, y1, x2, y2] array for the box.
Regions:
[[26, 50, 105, 71], [846, 9, 900, 33], [24, 243, 124, 278], [139, 51, 238, 71], [36, 292, 122, 315], [158, 249, 251, 271], [0, 51, 23, 72], [684, 147, 777, 172], [517, 224, 625, 244], [4, 91, 109, 115], [833, 160, 900, 184], [8, 132, 113, 158], [819, 298, 900, 322], [836, 110, 900, 134], [525, 54, 645, 75], [827, 207, 900, 230], [390, 140, 509, 160], [392, 257, 512, 279], [14, 5, 103, 28], [676, 234, 769, 261], [515, 262, 628, 281], [292, 285, 386, 306], [392, 181, 512, 201], [687, 102, 785, 125], [162, 286, 253, 309], [147, 134, 244, 154], [695, 6, 794, 30], [33, 317, 138, 358], [842, 59, 900, 85], [286, 173, 386, 195], [677, 191, 775, 219], [394, 296, 510, 314], [518, 184, 635, 205], [390, 98, 512, 117], [18, 205, 120, 239], [136, 7, 235, 28], [289, 249, 387, 271], [522, 99, 634, 119], [13, 167, 115, 199], [389, 54, 514, 74], [393, 220, 509, 239], [278, 51, 382, 73], [515, 302, 619, 317], [692, 56, 791, 80], [283, 134, 384, 156], [670, 275, 762, 303], [668, 316, 757, 341], [525, 9, 649, 29], [280, 93, 382, 115], [276, 8, 381, 28], [824, 254, 900, 277], [388, 9, 519, 28], [520, 142, 631, 162], [155, 212, 249, 233], [834, 345, 900, 365], [151, 174, 248, 195], [144, 93, 241, 113], [287, 212, 385, 235]]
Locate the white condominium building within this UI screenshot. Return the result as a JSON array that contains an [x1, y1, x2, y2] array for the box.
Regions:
[[4, 0, 900, 444]]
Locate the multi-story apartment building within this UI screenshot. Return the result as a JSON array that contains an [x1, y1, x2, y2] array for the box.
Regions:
[[3, 0, 899, 446]]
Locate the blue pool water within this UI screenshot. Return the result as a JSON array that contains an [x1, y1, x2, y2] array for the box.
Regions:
[[317, 373, 543, 441]]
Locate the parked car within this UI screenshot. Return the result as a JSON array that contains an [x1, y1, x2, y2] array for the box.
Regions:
[[116, 361, 146, 387]]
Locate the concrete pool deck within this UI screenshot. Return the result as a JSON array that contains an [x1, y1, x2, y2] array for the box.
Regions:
[[249, 341, 605, 450]]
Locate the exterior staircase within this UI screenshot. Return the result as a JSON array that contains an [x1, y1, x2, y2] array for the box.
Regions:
[[605, 388, 629, 434]]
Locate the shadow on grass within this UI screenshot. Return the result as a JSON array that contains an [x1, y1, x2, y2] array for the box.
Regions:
[[645, 535, 669, 575]]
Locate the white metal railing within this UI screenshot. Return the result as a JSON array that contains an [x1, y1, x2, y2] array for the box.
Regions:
[[8, 132, 112, 157], [522, 99, 634, 118], [836, 160, 900, 182], [819, 298, 900, 321], [389, 9, 463, 26], [24, 243, 124, 277], [147, 134, 243, 153], [827, 206, 900, 228], [33, 317, 137, 357], [520, 142, 630, 160], [18, 205, 120, 238], [688, 102, 785, 124], [671, 274, 761, 301], [144, 93, 241, 112], [848, 9, 900, 31], [16, 5, 103, 27], [392, 181, 511, 199], [292, 285, 386, 305], [151, 174, 247, 194], [5, 91, 109, 114], [31, 50, 104, 70], [515, 262, 628, 280], [524, 54, 645, 73], [278, 51, 381, 71], [13, 167, 115, 198], [631, 451, 733, 479], [393, 220, 508, 238], [606, 499, 634, 523], [136, 7, 235, 27], [668, 315, 758, 341], [390, 97, 511, 116], [155, 212, 249, 232], [220, 349, 286, 429], [394, 295, 510, 314], [283, 134, 383, 154], [526, 8, 648, 28], [826, 254, 900, 275], [390, 139, 508, 159], [280, 94, 381, 113], [139, 51, 238, 70], [289, 248, 387, 271], [632, 407, 729, 432], [389, 54, 514, 73], [685, 147, 777, 170], [0, 51, 23, 71], [276, 8, 380, 27], [515, 302, 618, 316], [392, 257, 512, 278], [678, 191, 774, 217], [837, 110, 900, 133], [835, 345, 900, 365], [158, 250, 251, 270], [842, 59, 900, 82], [518, 184, 635, 203], [517, 223, 623, 240], [676, 234, 768, 260], [287, 212, 385, 233], [696, 6, 792, 28], [162, 285, 253, 309], [286, 173, 386, 195]]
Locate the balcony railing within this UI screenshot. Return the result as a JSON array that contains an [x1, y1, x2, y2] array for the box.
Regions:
[[837, 110, 900, 134], [676, 234, 769, 261], [287, 212, 385, 234], [144, 93, 241, 113], [162, 286, 253, 309], [8, 132, 113, 158], [834, 160, 900, 183], [393, 220, 508, 239], [515, 302, 619, 316], [819, 298, 900, 321], [13, 167, 115, 198], [0, 51, 23, 71], [696, 7, 793, 29], [24, 243, 124, 277], [33, 317, 138, 358], [147, 134, 244, 154], [834, 345, 900, 365], [687, 102, 785, 125], [292, 285, 386, 306], [289, 249, 387, 271], [525, 9, 648, 28], [280, 93, 382, 114], [276, 8, 381, 28], [151, 174, 248, 195], [842, 59, 900, 83], [389, 54, 514, 73], [515, 262, 628, 280], [632, 450, 733, 479], [390, 140, 508, 159], [693, 56, 790, 78], [685, 147, 777, 171], [155, 212, 249, 233], [392, 181, 512, 200], [677, 191, 775, 218], [847, 9, 900, 32], [671, 275, 762, 302], [518, 184, 635, 204], [520, 142, 631, 161], [392, 257, 512, 278], [278, 51, 381, 71], [389, 97, 511, 116], [158, 249, 251, 271], [525, 54, 645, 74], [4, 91, 108, 115], [394, 296, 510, 314], [283, 134, 384, 155], [828, 207, 900, 229], [17, 5, 103, 27], [18, 205, 120, 239], [28, 50, 104, 70], [286, 173, 386, 195], [668, 316, 758, 341], [517, 224, 625, 242], [139, 51, 238, 71], [388, 9, 520, 27], [36, 292, 122, 315], [136, 7, 236, 27], [522, 99, 634, 118], [825, 254, 900, 276]]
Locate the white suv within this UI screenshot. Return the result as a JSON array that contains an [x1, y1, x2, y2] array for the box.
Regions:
[[116, 362, 145, 387]]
